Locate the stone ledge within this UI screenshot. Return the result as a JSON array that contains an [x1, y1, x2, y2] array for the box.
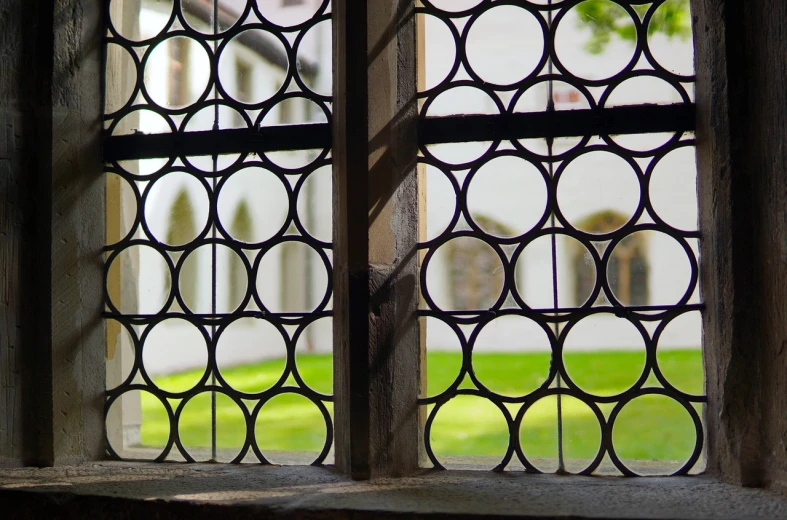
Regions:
[[0, 463, 786, 519]]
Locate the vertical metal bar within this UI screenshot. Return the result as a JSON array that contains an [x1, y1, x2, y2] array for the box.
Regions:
[[545, 0, 565, 474], [548, 148, 565, 474], [304, 150, 315, 346], [416, 0, 429, 466], [210, 0, 219, 463]]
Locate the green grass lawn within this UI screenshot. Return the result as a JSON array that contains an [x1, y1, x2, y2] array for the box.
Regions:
[[139, 350, 703, 464]]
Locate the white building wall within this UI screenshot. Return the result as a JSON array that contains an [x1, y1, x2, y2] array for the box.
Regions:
[[133, 2, 700, 376], [136, 3, 322, 374], [421, 6, 700, 354]]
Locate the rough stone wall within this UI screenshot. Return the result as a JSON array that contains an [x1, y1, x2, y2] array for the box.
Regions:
[[743, 0, 787, 491], [48, 0, 105, 467], [0, 0, 104, 467], [0, 0, 46, 467], [694, 0, 787, 490]]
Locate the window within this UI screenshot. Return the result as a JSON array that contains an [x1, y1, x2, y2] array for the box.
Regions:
[[228, 200, 253, 308], [416, 0, 702, 476], [166, 189, 199, 311], [104, 0, 702, 477], [552, 84, 583, 108], [279, 236, 308, 313], [103, 0, 333, 464], [573, 210, 649, 307], [235, 60, 252, 104], [234, 59, 252, 126], [446, 215, 517, 310], [4, 0, 787, 506], [278, 97, 294, 124], [607, 237, 649, 307], [168, 37, 189, 107], [446, 236, 503, 311]]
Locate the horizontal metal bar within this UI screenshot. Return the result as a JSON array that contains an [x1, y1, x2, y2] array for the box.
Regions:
[[416, 303, 705, 324], [102, 310, 332, 321], [418, 103, 696, 145], [418, 303, 704, 315], [103, 104, 695, 162], [103, 122, 332, 162]]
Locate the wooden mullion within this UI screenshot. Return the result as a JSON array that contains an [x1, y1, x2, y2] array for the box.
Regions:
[[333, 0, 421, 479]]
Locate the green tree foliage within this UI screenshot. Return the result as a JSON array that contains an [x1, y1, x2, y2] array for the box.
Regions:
[[574, 0, 691, 54]]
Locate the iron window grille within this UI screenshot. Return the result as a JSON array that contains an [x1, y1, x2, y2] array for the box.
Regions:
[[103, 0, 334, 464], [415, 0, 703, 476], [102, 0, 704, 476]]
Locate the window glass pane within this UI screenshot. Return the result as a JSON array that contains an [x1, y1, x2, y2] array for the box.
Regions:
[[104, 0, 333, 465], [418, 0, 703, 475]]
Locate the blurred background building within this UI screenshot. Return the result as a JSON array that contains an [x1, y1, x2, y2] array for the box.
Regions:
[[121, 0, 699, 377]]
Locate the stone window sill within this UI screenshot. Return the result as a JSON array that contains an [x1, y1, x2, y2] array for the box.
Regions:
[[1, 463, 787, 519]]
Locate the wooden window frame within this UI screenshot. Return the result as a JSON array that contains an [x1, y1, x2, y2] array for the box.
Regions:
[[6, 0, 787, 494]]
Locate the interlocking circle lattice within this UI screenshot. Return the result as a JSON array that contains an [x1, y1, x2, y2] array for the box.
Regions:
[[416, 0, 704, 476], [103, 0, 333, 464]]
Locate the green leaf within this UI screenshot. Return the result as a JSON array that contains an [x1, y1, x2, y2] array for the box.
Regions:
[[574, 0, 691, 55]]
